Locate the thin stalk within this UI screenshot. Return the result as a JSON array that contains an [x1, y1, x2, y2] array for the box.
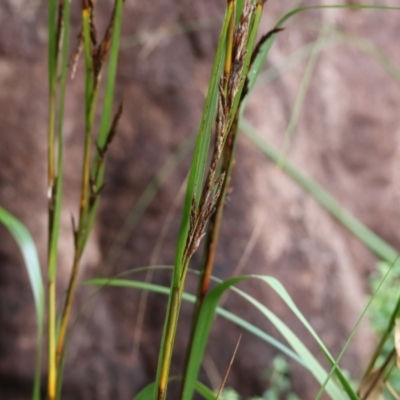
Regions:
[[181, 2, 267, 391], [157, 284, 185, 400], [48, 0, 57, 188], [360, 349, 396, 400], [55, 69, 100, 370], [181, 116, 239, 399], [81, 0, 124, 251], [47, 281, 57, 400], [47, 0, 67, 397], [215, 335, 242, 400], [153, 2, 235, 398], [55, 0, 100, 367], [171, 2, 265, 398], [363, 292, 400, 379], [56, 253, 79, 366], [48, 94, 57, 189], [201, 117, 238, 301], [47, 110, 57, 400]]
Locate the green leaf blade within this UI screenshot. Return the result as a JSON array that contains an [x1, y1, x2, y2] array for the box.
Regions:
[[0, 207, 44, 400]]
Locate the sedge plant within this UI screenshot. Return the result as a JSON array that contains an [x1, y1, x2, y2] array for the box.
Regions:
[[2, 1, 400, 400], [46, 0, 124, 398]]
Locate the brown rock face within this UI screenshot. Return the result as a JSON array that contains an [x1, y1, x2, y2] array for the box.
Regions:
[[1, 1, 400, 399]]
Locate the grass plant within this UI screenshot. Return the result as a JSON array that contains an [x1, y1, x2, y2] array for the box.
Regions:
[[2, 1, 400, 400]]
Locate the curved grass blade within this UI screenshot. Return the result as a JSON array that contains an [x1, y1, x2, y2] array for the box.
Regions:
[[182, 276, 350, 400], [248, 275, 357, 399], [0, 207, 44, 400], [242, 121, 400, 387], [83, 275, 305, 367], [154, 3, 234, 398], [84, 275, 345, 399], [315, 255, 400, 400]]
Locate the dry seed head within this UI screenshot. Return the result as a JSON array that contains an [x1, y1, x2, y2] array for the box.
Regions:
[[183, 0, 258, 262], [235, 0, 255, 60], [226, 0, 255, 107]]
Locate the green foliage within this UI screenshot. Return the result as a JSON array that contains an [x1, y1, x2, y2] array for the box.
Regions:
[[0, 207, 44, 400], [3, 1, 400, 399], [260, 356, 300, 400], [369, 262, 400, 337]]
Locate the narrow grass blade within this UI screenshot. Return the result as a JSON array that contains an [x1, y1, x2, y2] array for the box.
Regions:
[[315, 255, 400, 400], [363, 261, 400, 380], [194, 380, 218, 400], [241, 119, 399, 265], [97, 0, 123, 149], [85, 0, 123, 212], [49, 0, 70, 289], [154, 3, 234, 398], [250, 275, 357, 399], [181, 278, 244, 400], [83, 0, 124, 249], [182, 276, 350, 400], [47, 0, 57, 185], [83, 276, 305, 368], [50, 0, 70, 393], [56, 0, 124, 376], [82, 6, 94, 120], [174, 3, 232, 275], [230, 276, 352, 399], [84, 275, 345, 399], [0, 207, 44, 400], [47, 0, 71, 395]]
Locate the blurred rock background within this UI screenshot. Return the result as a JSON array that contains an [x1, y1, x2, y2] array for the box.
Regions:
[[1, 0, 400, 398]]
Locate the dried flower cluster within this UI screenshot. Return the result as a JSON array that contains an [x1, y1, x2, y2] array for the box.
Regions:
[[183, 0, 256, 265]]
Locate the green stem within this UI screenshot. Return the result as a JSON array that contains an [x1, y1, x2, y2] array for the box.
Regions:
[[56, 252, 81, 366], [55, 84, 99, 369], [156, 283, 184, 400], [55, 2, 100, 368], [47, 280, 57, 400], [181, 117, 239, 397]]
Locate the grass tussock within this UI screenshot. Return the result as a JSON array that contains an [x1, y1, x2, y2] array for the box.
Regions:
[[1, 1, 400, 399]]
